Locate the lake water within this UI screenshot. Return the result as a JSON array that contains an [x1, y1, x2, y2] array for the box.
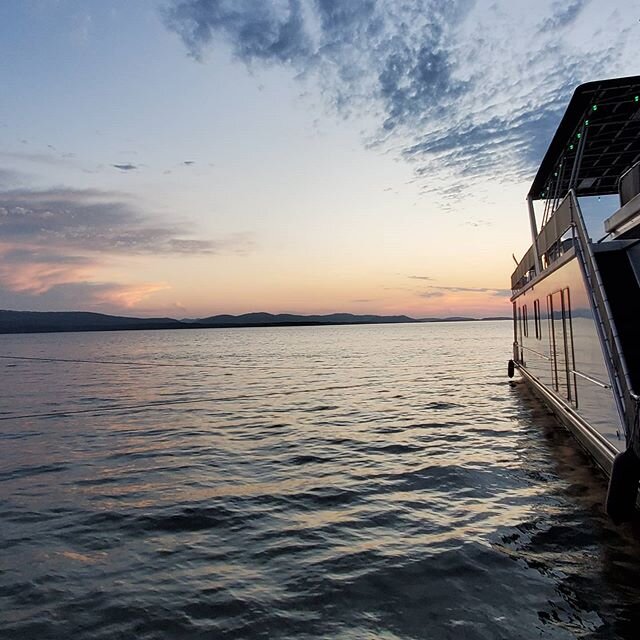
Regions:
[[2, 321, 640, 639]]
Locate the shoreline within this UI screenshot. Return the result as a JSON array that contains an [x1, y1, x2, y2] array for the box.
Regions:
[[0, 316, 511, 336]]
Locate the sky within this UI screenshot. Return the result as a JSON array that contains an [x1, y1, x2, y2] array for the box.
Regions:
[[0, 0, 638, 319]]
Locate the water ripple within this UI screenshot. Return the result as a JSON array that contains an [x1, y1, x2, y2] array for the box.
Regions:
[[2, 322, 640, 639]]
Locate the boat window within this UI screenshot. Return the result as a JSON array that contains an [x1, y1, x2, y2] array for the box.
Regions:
[[563, 287, 578, 405], [547, 294, 558, 390], [523, 304, 529, 337], [517, 306, 522, 342], [533, 299, 541, 339]]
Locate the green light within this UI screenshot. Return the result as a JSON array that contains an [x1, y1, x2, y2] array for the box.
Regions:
[[554, 172, 558, 177], [569, 144, 574, 150], [585, 119, 589, 125], [592, 105, 598, 111], [577, 133, 581, 139], [635, 95, 639, 102]]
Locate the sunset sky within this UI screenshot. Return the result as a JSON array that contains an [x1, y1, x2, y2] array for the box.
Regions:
[[1, 0, 638, 318]]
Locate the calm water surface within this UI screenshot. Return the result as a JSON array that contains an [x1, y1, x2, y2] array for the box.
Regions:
[[2, 321, 640, 639]]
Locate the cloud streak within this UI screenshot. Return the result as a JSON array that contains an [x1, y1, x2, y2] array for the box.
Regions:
[[112, 163, 138, 171], [419, 284, 511, 298], [0, 187, 252, 256], [165, 0, 635, 202], [0, 279, 169, 312], [0, 187, 255, 308]]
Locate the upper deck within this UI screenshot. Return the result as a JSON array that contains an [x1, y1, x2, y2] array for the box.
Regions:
[[512, 76, 640, 293]]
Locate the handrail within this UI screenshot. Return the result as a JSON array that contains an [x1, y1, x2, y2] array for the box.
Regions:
[[571, 369, 612, 390], [511, 196, 574, 291], [511, 245, 536, 290], [519, 344, 612, 388], [568, 190, 639, 447]]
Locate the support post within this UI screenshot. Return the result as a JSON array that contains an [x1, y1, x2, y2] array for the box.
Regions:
[[527, 196, 542, 275]]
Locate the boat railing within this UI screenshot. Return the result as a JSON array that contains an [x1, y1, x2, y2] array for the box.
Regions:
[[511, 197, 574, 290], [568, 190, 640, 446]]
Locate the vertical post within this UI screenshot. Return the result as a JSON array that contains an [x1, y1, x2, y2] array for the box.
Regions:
[[527, 196, 542, 275]]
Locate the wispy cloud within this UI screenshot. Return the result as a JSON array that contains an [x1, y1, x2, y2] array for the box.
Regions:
[[419, 284, 511, 297], [165, 0, 635, 202], [0, 279, 169, 313], [419, 290, 445, 299], [0, 235, 168, 311], [0, 168, 27, 189], [112, 163, 138, 171], [0, 244, 95, 295], [539, 0, 588, 31], [0, 187, 252, 256], [0, 150, 77, 168], [0, 187, 255, 307]]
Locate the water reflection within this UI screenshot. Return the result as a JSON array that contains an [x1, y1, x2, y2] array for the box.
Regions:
[[505, 380, 640, 638], [2, 323, 640, 639]]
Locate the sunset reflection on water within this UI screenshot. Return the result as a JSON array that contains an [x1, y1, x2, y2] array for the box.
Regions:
[[2, 322, 640, 639]]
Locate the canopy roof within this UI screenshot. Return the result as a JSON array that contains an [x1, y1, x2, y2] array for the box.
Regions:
[[529, 75, 640, 200]]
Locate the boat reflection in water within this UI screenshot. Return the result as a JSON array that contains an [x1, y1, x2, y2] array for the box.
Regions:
[[510, 76, 640, 522]]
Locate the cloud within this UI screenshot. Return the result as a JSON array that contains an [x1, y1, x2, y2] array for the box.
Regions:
[[539, 0, 589, 32], [463, 219, 491, 228], [420, 284, 511, 297], [0, 187, 255, 305], [0, 280, 168, 313], [0, 187, 252, 256], [183, 160, 195, 166], [0, 244, 95, 295], [112, 163, 138, 171], [165, 0, 635, 202], [0, 150, 76, 168], [165, 0, 313, 64], [0, 242, 167, 311], [408, 274, 433, 281], [0, 168, 27, 189]]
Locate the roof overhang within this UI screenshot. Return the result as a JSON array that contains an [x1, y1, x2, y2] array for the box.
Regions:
[[528, 76, 640, 201]]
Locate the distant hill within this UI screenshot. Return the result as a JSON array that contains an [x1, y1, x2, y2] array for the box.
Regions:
[[194, 312, 417, 326], [419, 316, 511, 322], [0, 311, 186, 334], [420, 316, 476, 322], [0, 310, 509, 335]]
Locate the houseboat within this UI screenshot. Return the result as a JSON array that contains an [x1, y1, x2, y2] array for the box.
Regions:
[[509, 75, 640, 522]]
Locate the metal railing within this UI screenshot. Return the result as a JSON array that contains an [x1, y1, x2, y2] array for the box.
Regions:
[[568, 190, 640, 447], [511, 196, 574, 291]]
